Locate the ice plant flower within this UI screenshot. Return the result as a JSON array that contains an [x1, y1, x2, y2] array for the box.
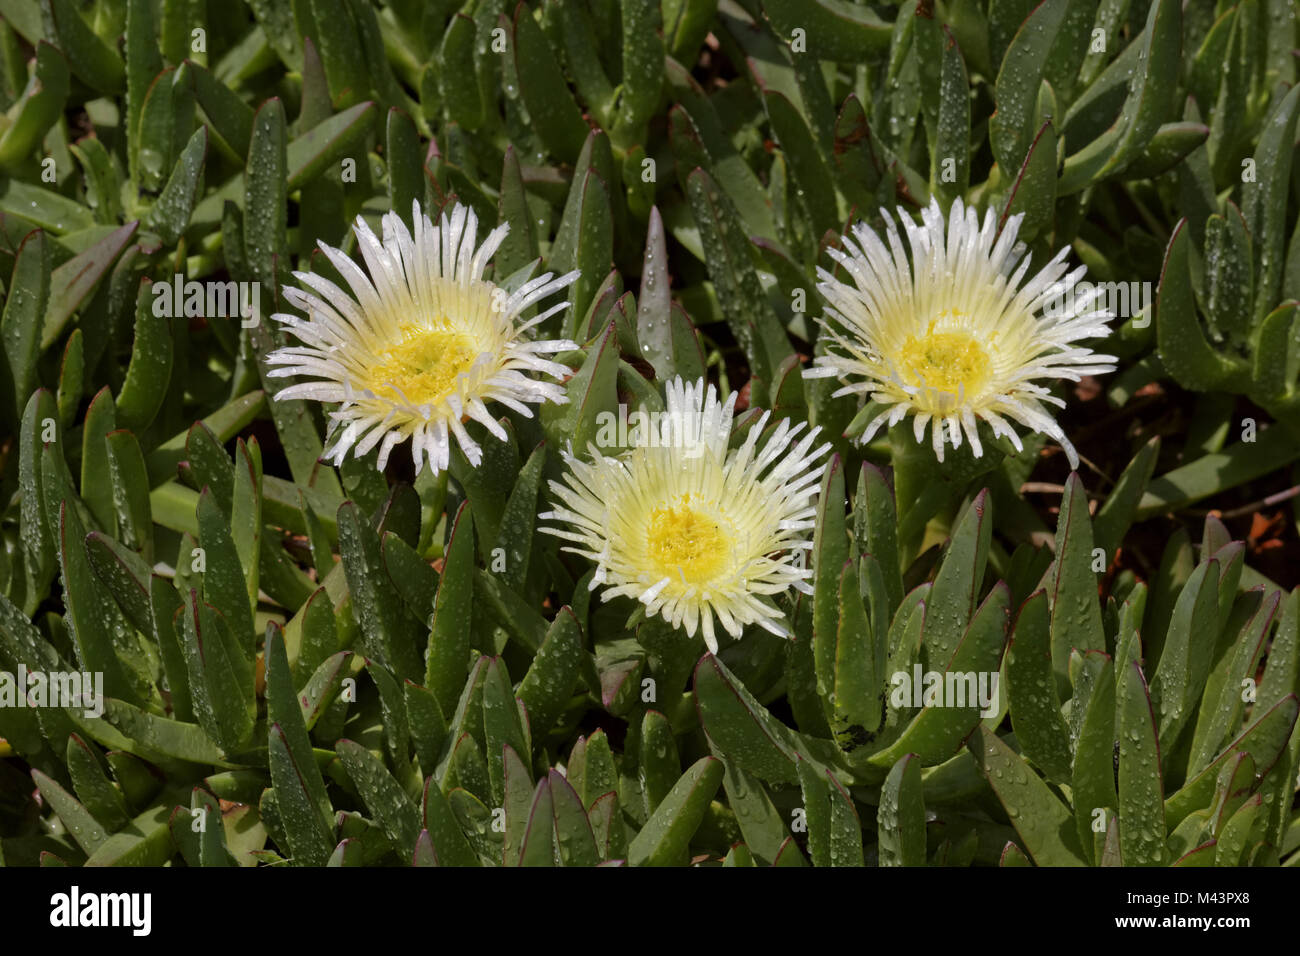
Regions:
[[266, 201, 579, 474], [540, 377, 831, 651], [804, 198, 1115, 468]]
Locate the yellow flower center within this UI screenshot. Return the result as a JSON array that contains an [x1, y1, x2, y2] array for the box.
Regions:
[[898, 323, 991, 398], [364, 326, 479, 405], [646, 499, 731, 584]]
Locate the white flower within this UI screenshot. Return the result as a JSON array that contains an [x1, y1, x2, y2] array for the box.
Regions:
[[266, 201, 578, 474], [804, 197, 1115, 468], [539, 377, 831, 652]]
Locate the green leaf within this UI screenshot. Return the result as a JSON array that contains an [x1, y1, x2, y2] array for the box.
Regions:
[[517, 778, 555, 867], [197, 488, 255, 651], [337, 739, 421, 860], [720, 758, 787, 864], [812, 456, 849, 720], [437, 13, 482, 129], [337, 500, 423, 681], [1187, 590, 1280, 776], [58, 500, 140, 703], [1117, 661, 1168, 866], [246, 0, 304, 72], [145, 125, 206, 245], [1002, 117, 1057, 242], [421, 776, 479, 867], [695, 653, 846, 785], [512, 4, 588, 164], [114, 279, 173, 434], [828, 559, 881, 750], [149, 574, 190, 722], [1048, 474, 1105, 687], [627, 756, 723, 866], [763, 89, 839, 238], [244, 97, 286, 285], [1137, 423, 1300, 518], [501, 742, 534, 865], [1252, 303, 1299, 404], [0, 178, 95, 233], [41, 220, 138, 350], [369, 663, 414, 771], [990, 0, 1069, 174], [854, 462, 903, 620], [84, 530, 152, 635], [870, 583, 1010, 767], [55, 327, 84, 429], [482, 657, 528, 806], [84, 804, 173, 866], [32, 768, 108, 854], [385, 107, 421, 222], [759, 0, 890, 63], [685, 166, 789, 384], [1071, 651, 1117, 865], [877, 754, 925, 866], [970, 725, 1088, 865], [231, 439, 262, 618], [179, 590, 255, 754], [297, 649, 350, 733], [1242, 83, 1300, 323], [1093, 437, 1160, 559], [79, 386, 116, 532], [265, 628, 333, 865], [923, 490, 992, 673], [1, 230, 50, 425], [1059, 0, 1182, 192], [1157, 220, 1243, 391], [492, 441, 546, 590], [124, 0, 162, 177], [425, 502, 475, 714], [0, 42, 69, 168], [1149, 558, 1220, 748], [695, 653, 799, 785], [636, 207, 674, 381], [285, 101, 375, 192], [102, 697, 232, 766], [307, 0, 367, 108], [1166, 694, 1298, 828], [135, 66, 192, 193], [796, 755, 863, 867], [517, 607, 583, 739], [1006, 591, 1073, 783], [145, 390, 266, 485], [65, 734, 130, 831], [549, 769, 599, 867], [541, 319, 618, 455], [40, 0, 125, 92], [189, 60, 254, 159], [613, 0, 664, 145], [553, 166, 613, 336]]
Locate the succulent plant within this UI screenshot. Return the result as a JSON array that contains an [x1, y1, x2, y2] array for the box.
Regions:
[[0, 0, 1298, 869]]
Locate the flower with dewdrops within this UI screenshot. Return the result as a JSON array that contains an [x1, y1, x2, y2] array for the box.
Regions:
[[804, 197, 1116, 469], [539, 377, 831, 652], [266, 201, 579, 475]]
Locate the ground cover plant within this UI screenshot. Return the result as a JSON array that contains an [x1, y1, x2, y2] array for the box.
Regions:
[[0, 0, 1298, 868]]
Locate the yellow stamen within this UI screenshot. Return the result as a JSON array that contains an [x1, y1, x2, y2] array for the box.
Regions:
[[363, 326, 478, 405], [898, 322, 991, 399], [646, 498, 730, 584]]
